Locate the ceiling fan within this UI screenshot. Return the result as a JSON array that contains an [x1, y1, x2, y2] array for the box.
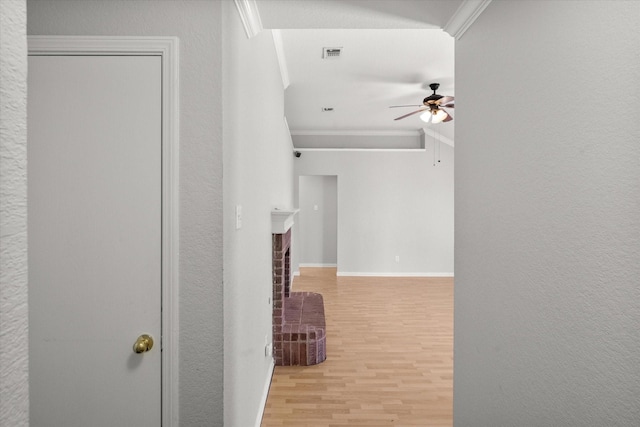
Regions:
[[390, 83, 454, 123]]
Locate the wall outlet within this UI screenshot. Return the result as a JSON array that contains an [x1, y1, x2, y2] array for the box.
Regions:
[[264, 334, 270, 358], [265, 343, 273, 358], [395, 255, 400, 263]]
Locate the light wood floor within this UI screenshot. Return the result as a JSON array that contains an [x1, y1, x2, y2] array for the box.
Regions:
[[261, 267, 453, 427]]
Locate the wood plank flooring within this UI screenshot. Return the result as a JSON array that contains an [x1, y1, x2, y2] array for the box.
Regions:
[[261, 267, 453, 427]]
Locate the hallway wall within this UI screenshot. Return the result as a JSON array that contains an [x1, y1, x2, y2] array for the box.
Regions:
[[222, 3, 295, 426], [454, 1, 640, 425]]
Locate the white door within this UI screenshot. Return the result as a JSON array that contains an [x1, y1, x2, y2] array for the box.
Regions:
[[28, 55, 162, 426]]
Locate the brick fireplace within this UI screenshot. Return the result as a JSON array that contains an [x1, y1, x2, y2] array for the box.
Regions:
[[272, 211, 326, 366], [271, 229, 291, 331]]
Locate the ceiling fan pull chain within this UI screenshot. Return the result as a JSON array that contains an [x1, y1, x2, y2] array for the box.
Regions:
[[438, 129, 441, 163]]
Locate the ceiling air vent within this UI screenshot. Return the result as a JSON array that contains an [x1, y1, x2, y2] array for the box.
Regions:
[[322, 47, 342, 59]]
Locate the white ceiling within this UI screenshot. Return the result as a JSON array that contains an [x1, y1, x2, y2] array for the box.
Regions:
[[256, 0, 459, 148], [258, 0, 463, 30]]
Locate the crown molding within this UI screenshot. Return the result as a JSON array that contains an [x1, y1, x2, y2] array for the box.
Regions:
[[272, 30, 290, 89], [443, 0, 492, 40], [234, 0, 263, 39], [290, 130, 454, 147], [290, 129, 422, 137]]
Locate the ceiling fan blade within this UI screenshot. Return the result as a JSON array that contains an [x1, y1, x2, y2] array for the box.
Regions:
[[394, 108, 426, 121], [437, 96, 454, 105], [442, 103, 455, 108], [389, 104, 422, 108], [442, 110, 453, 122]]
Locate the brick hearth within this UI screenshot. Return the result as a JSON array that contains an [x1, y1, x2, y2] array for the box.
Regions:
[[272, 229, 326, 366]]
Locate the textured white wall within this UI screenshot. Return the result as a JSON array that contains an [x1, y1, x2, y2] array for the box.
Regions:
[[27, 1, 224, 424], [298, 175, 338, 265], [0, 1, 29, 426], [295, 144, 454, 276], [454, 1, 640, 425], [222, 3, 295, 425]]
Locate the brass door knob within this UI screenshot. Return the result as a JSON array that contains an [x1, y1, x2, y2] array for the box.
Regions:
[[133, 334, 154, 354]]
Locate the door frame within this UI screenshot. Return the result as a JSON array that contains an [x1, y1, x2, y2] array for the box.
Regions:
[[28, 36, 180, 426]]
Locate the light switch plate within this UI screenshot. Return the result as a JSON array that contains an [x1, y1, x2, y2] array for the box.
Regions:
[[236, 205, 242, 229]]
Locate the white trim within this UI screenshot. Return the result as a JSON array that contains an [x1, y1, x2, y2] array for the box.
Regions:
[[336, 272, 454, 278], [254, 360, 275, 427], [283, 116, 294, 149], [299, 263, 338, 268], [28, 36, 180, 427], [292, 129, 454, 150], [291, 129, 422, 137], [294, 148, 427, 153], [161, 37, 181, 427], [443, 0, 492, 40], [272, 30, 290, 89], [272, 209, 299, 234], [234, 0, 263, 39]]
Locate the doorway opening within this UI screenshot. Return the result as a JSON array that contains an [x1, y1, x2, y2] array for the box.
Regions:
[[297, 175, 338, 272]]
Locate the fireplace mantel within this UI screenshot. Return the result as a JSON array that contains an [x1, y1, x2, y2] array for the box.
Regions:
[[271, 209, 299, 234]]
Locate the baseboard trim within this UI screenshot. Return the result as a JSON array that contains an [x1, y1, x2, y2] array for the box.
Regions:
[[255, 359, 275, 427], [299, 263, 337, 268], [336, 271, 454, 278]]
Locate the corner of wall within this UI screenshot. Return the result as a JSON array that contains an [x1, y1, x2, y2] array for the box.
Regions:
[[0, 0, 29, 426]]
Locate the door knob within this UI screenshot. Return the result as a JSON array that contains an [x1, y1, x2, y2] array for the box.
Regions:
[[133, 334, 154, 354]]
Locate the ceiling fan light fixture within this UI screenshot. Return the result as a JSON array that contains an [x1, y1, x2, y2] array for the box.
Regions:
[[392, 83, 454, 122], [431, 109, 448, 124]]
